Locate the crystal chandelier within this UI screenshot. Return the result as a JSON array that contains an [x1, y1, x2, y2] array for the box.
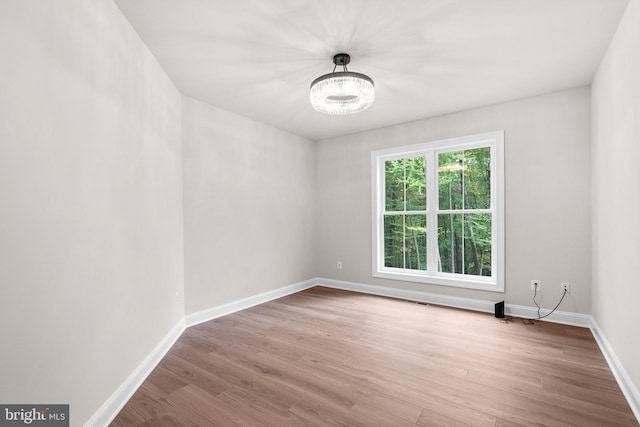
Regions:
[[310, 53, 375, 115]]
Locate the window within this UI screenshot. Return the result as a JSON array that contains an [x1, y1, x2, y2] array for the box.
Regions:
[[371, 131, 504, 292]]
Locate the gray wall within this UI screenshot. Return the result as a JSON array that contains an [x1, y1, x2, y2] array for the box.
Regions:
[[317, 87, 592, 313], [2, 0, 638, 424], [182, 97, 316, 314], [0, 1, 184, 424], [592, 0, 640, 402]]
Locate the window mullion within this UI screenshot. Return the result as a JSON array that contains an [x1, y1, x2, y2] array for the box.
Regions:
[[377, 157, 386, 271], [403, 158, 407, 212], [460, 151, 465, 275], [426, 151, 438, 273], [402, 214, 407, 269], [403, 159, 407, 269]]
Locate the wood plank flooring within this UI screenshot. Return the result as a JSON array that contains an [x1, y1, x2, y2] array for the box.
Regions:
[[111, 287, 638, 426]]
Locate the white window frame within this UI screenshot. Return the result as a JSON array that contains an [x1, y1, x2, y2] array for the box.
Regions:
[[371, 131, 504, 292]]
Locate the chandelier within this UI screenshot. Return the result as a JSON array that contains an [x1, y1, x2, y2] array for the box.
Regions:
[[310, 53, 375, 115]]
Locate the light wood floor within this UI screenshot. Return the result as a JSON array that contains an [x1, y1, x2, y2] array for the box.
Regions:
[[111, 287, 638, 426]]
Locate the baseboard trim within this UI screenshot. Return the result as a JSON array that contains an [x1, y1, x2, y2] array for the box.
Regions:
[[504, 303, 592, 327], [318, 277, 498, 313], [84, 318, 185, 427], [86, 279, 317, 426], [317, 278, 591, 328], [590, 318, 640, 423], [87, 277, 639, 426], [318, 277, 639, 422], [185, 278, 318, 327]]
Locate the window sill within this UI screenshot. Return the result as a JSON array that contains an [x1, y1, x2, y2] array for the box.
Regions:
[[373, 269, 504, 293]]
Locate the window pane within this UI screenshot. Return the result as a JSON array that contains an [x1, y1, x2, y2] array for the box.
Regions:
[[405, 214, 427, 271], [464, 214, 492, 276], [437, 214, 463, 273], [438, 214, 492, 276], [385, 159, 404, 211], [464, 147, 491, 209], [438, 151, 464, 210], [405, 156, 426, 211], [384, 215, 404, 268]]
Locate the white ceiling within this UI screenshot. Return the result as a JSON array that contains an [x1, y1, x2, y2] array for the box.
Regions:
[[114, 0, 629, 141]]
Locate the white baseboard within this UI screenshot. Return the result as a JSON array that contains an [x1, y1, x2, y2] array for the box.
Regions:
[[505, 303, 592, 327], [317, 278, 591, 327], [85, 279, 316, 426], [318, 277, 497, 313], [590, 319, 640, 423], [318, 277, 638, 423], [86, 277, 639, 426], [84, 319, 185, 427], [185, 278, 317, 327]]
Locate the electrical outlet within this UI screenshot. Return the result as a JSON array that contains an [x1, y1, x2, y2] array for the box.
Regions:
[[337, 261, 343, 269], [530, 280, 541, 291], [561, 282, 570, 293]]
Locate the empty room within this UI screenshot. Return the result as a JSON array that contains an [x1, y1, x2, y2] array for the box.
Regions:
[[1, 0, 639, 426]]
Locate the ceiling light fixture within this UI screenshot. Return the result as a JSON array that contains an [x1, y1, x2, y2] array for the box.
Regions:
[[310, 53, 374, 115]]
